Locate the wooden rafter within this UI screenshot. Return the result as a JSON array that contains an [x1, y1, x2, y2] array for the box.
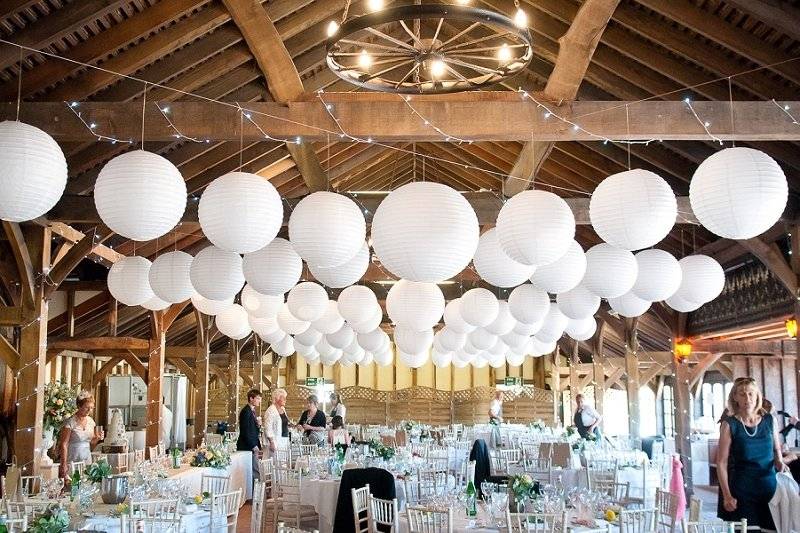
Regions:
[[0, 335, 20, 370], [739, 236, 798, 295]]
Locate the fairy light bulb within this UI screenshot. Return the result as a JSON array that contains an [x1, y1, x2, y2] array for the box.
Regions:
[[455, 0, 470, 4], [497, 43, 512, 63], [514, 8, 528, 28], [429, 59, 446, 78], [358, 50, 372, 68], [367, 0, 384, 11], [326, 20, 339, 38]]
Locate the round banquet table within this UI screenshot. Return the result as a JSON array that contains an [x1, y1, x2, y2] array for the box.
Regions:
[[551, 466, 660, 505], [82, 504, 228, 533]]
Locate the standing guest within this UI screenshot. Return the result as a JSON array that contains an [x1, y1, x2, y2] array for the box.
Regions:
[[298, 395, 327, 445], [264, 388, 288, 456], [717, 377, 785, 529], [237, 389, 262, 483], [329, 393, 347, 422], [488, 390, 503, 424], [160, 396, 173, 448], [57, 391, 104, 480], [573, 394, 602, 440], [328, 415, 351, 446]]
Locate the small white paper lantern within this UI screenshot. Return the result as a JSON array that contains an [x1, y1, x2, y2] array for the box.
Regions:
[[258, 328, 286, 345], [289, 191, 366, 268], [358, 328, 389, 353], [582, 243, 638, 299], [312, 300, 345, 334], [190, 245, 244, 301], [496, 190, 576, 266], [506, 352, 525, 367], [675, 254, 726, 304], [501, 330, 528, 350], [508, 284, 550, 324], [327, 324, 356, 350], [531, 337, 557, 356], [471, 356, 489, 369], [535, 303, 568, 343], [316, 337, 340, 358], [241, 284, 283, 318], [371, 182, 479, 282], [556, 285, 600, 320], [108, 256, 154, 306], [337, 285, 379, 325], [437, 328, 466, 352], [443, 299, 476, 334], [294, 326, 323, 347], [485, 301, 516, 336], [431, 350, 453, 368], [472, 228, 535, 287], [565, 316, 597, 341], [191, 293, 233, 316], [590, 169, 677, 251], [95, 150, 186, 241], [452, 354, 470, 368], [513, 319, 542, 336], [142, 295, 170, 311], [394, 325, 434, 354], [690, 147, 788, 240], [272, 335, 296, 356], [373, 348, 394, 367], [310, 241, 369, 288], [242, 238, 302, 296], [487, 353, 505, 368], [359, 352, 374, 366], [468, 328, 497, 351], [631, 249, 682, 302], [217, 304, 252, 339], [149, 251, 194, 303], [488, 338, 508, 357], [399, 350, 429, 369], [665, 293, 702, 313], [530, 240, 586, 294], [459, 288, 499, 327], [0, 121, 67, 222], [276, 304, 310, 335], [199, 171, 282, 254], [249, 315, 279, 337], [295, 341, 317, 358], [350, 306, 383, 334], [609, 291, 652, 317], [287, 282, 328, 322], [319, 348, 343, 366], [386, 279, 445, 331]]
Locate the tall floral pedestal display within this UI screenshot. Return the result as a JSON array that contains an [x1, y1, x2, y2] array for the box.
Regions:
[[41, 427, 55, 467]]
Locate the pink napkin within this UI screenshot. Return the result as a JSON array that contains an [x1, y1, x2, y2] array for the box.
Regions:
[[670, 454, 687, 521]]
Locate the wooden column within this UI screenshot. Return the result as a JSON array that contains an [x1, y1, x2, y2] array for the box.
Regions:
[[673, 312, 693, 498], [145, 312, 166, 448], [193, 311, 209, 447], [592, 322, 607, 425], [625, 319, 641, 438], [228, 340, 240, 428]]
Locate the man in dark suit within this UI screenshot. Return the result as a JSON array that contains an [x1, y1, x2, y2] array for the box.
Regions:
[[237, 389, 262, 484]]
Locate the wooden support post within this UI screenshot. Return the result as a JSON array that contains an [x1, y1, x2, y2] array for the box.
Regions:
[[592, 322, 607, 425], [625, 319, 641, 439], [107, 297, 118, 337], [145, 312, 166, 448], [193, 311, 210, 447], [672, 312, 693, 499], [228, 340, 240, 428], [66, 289, 75, 338], [552, 351, 561, 425]]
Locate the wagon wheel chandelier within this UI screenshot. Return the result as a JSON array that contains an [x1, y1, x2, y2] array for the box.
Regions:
[[325, 1, 533, 94]]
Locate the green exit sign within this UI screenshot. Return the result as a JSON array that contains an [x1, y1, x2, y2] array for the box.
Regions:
[[305, 377, 325, 386], [504, 376, 522, 386]]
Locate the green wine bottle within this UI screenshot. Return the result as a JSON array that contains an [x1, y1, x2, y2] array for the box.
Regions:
[[465, 460, 477, 517]]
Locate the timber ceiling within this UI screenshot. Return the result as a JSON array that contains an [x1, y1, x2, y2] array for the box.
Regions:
[[1, 0, 799, 359]]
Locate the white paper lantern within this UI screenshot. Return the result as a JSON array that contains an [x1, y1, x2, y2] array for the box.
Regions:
[[506, 352, 525, 367], [609, 291, 652, 318], [249, 315, 279, 337], [216, 304, 252, 340], [485, 301, 516, 336], [190, 245, 244, 301], [496, 190, 576, 266], [508, 284, 550, 324], [436, 328, 466, 352], [462, 338, 481, 355], [294, 326, 323, 347], [316, 337, 340, 358], [319, 349, 343, 366], [501, 330, 528, 350], [198, 171, 282, 253], [452, 354, 470, 368], [276, 304, 310, 335], [371, 182, 479, 282], [556, 285, 600, 320], [289, 191, 365, 268], [513, 319, 542, 336], [343, 346, 366, 364], [149, 251, 194, 303], [242, 238, 302, 296], [472, 228, 535, 287], [529, 240, 586, 294], [394, 325, 434, 355], [487, 353, 505, 368], [358, 328, 388, 352], [665, 293, 702, 313], [511, 338, 534, 357], [590, 169, 677, 251], [386, 279, 445, 331], [431, 350, 453, 368], [690, 147, 788, 240], [191, 293, 233, 316], [471, 356, 489, 369], [535, 303, 568, 343], [488, 338, 508, 357], [359, 352, 374, 366], [310, 241, 369, 288], [350, 306, 383, 334], [631, 249, 682, 302], [295, 341, 317, 358], [0, 121, 67, 222], [241, 284, 283, 318], [531, 337, 557, 356], [337, 285, 378, 324], [459, 288, 499, 327], [141, 295, 170, 311], [108, 256, 153, 306], [312, 300, 345, 334], [287, 282, 328, 322], [468, 329, 497, 351], [565, 316, 597, 341], [273, 335, 296, 356], [399, 350, 429, 369], [373, 348, 394, 367], [258, 328, 286, 345], [675, 254, 726, 304], [582, 243, 638, 299], [95, 150, 186, 241], [443, 299, 476, 334], [327, 324, 356, 350]]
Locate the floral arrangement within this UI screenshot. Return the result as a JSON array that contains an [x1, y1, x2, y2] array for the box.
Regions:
[[334, 442, 346, 462], [109, 503, 129, 517], [85, 459, 112, 483], [400, 420, 415, 432], [510, 473, 540, 502], [531, 419, 546, 431], [190, 443, 231, 469], [43, 381, 79, 432], [29, 504, 69, 533], [367, 439, 396, 461]]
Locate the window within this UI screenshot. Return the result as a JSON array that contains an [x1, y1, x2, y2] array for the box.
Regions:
[[639, 386, 657, 437], [603, 388, 629, 436], [662, 385, 675, 437]]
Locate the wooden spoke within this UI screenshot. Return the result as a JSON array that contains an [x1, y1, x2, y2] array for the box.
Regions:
[[395, 62, 422, 88], [438, 22, 480, 48], [441, 31, 513, 52], [339, 38, 415, 54], [399, 20, 425, 48], [442, 56, 503, 76], [431, 17, 444, 44], [364, 27, 417, 52]]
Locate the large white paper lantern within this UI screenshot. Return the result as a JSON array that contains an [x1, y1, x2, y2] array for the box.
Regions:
[[514, 319, 542, 336], [506, 352, 525, 367], [373, 347, 393, 367], [459, 288, 499, 327], [399, 350, 429, 369], [501, 330, 528, 350], [631, 249, 682, 302], [675, 254, 725, 304], [485, 301, 516, 336], [312, 300, 345, 334], [431, 350, 453, 368], [142, 295, 170, 311], [443, 299, 476, 334], [531, 337, 557, 356], [556, 285, 600, 320], [359, 352, 374, 366], [337, 285, 378, 324], [108, 256, 153, 306], [310, 242, 369, 288], [287, 282, 328, 322], [590, 169, 677, 251], [294, 326, 323, 347], [565, 316, 597, 341], [536, 303, 568, 343], [496, 190, 575, 266], [609, 291, 651, 318], [530, 240, 586, 294], [149, 251, 193, 303], [327, 324, 356, 350], [582, 243, 638, 299], [468, 329, 497, 351], [394, 325, 434, 354], [277, 304, 310, 335], [189, 245, 244, 301], [488, 337, 508, 357], [386, 280, 444, 331], [508, 284, 550, 324], [242, 238, 302, 296], [371, 182, 479, 282], [690, 147, 788, 240], [199, 172, 282, 254], [241, 284, 283, 318], [0, 121, 67, 222], [191, 293, 233, 316], [358, 328, 388, 353], [295, 341, 317, 359], [95, 150, 186, 241], [272, 335, 295, 357], [289, 191, 365, 268], [350, 306, 383, 334], [665, 293, 702, 313], [472, 228, 535, 287], [437, 328, 466, 352], [258, 328, 286, 345], [249, 315, 279, 337], [462, 338, 481, 355], [216, 304, 252, 339]]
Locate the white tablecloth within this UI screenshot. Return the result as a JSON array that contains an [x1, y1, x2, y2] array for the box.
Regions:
[[83, 508, 228, 533], [169, 451, 252, 504], [553, 466, 659, 505]]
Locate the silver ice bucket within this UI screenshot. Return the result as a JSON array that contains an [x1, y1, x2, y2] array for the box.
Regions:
[[101, 474, 128, 504]]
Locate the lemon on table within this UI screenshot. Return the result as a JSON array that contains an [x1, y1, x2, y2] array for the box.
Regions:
[[605, 510, 617, 522]]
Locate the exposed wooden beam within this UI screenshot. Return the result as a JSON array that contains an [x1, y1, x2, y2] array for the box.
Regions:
[[121, 350, 148, 383], [0, 335, 20, 370], [85, 356, 123, 390], [688, 352, 726, 387], [44, 227, 112, 298], [47, 336, 150, 352], [168, 356, 197, 386], [720, 0, 800, 44], [738, 236, 798, 295], [691, 339, 795, 355]]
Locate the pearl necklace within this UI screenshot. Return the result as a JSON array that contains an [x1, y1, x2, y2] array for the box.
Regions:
[[737, 415, 760, 437]]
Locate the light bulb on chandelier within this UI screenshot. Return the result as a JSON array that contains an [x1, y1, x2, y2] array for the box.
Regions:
[[358, 50, 372, 69], [368, 0, 384, 11], [497, 43, 512, 63], [513, 8, 528, 28], [326, 20, 339, 38]]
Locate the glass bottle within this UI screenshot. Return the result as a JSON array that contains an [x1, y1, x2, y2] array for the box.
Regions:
[[465, 460, 477, 517]]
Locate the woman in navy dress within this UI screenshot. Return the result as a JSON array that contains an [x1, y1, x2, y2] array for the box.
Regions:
[[717, 377, 785, 529]]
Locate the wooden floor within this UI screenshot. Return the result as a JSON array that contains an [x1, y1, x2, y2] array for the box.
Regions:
[[237, 502, 253, 533]]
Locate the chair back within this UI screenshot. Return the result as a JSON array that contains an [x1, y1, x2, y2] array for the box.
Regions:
[[70, 461, 85, 475], [505, 511, 560, 533], [684, 520, 748, 533], [587, 458, 619, 488], [593, 480, 631, 506], [130, 499, 179, 519], [368, 495, 399, 532], [19, 475, 42, 496], [134, 449, 145, 463], [619, 507, 656, 533], [148, 445, 160, 461], [655, 488, 678, 533], [211, 489, 242, 531], [6, 500, 50, 520], [299, 444, 317, 456], [351, 484, 371, 533], [405, 505, 453, 533], [201, 473, 231, 495], [687, 497, 703, 522], [120, 515, 181, 533], [157, 443, 166, 456], [251, 479, 265, 533]]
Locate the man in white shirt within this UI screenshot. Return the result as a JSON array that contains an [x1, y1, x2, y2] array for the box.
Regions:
[[573, 394, 602, 439], [488, 390, 503, 424]]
